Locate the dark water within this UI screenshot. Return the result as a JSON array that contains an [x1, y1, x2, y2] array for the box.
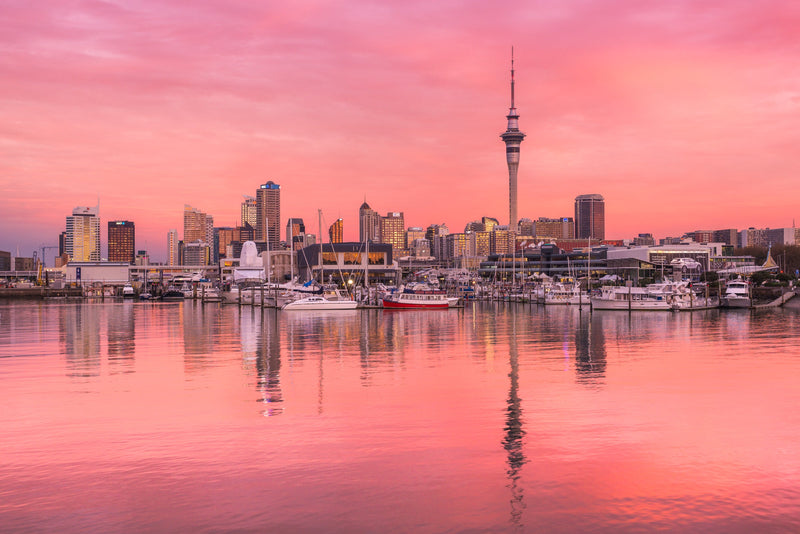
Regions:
[[1, 300, 799, 533]]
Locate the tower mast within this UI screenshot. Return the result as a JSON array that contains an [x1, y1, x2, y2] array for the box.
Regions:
[[501, 47, 526, 233]]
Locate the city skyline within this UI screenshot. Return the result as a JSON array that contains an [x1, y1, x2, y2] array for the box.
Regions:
[[2, 1, 800, 260]]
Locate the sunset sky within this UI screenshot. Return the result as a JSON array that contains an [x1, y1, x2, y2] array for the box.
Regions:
[[2, 0, 799, 262]]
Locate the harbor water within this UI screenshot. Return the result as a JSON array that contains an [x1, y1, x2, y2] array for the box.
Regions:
[[1, 300, 799, 532]]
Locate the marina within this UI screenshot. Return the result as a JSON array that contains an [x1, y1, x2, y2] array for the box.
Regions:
[[2, 299, 799, 532]]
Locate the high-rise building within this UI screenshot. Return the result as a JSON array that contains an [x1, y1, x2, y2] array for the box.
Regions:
[[712, 229, 738, 247], [215, 227, 238, 259], [518, 218, 534, 236], [328, 218, 343, 244], [426, 224, 449, 259], [574, 194, 605, 241], [286, 218, 306, 250], [381, 212, 405, 252], [241, 195, 257, 227], [359, 200, 381, 243], [184, 205, 212, 243], [108, 220, 135, 263], [65, 204, 101, 261], [167, 229, 179, 266], [405, 227, 425, 249], [256, 181, 280, 247], [534, 217, 574, 239], [500, 49, 525, 231]]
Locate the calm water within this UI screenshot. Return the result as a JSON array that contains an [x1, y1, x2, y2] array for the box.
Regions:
[[1, 300, 799, 533]]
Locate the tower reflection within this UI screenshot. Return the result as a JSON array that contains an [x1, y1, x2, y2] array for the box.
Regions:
[[575, 312, 607, 385], [503, 311, 526, 530]]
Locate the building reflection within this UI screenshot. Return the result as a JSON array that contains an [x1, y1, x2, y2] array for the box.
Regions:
[[183, 301, 221, 372], [106, 302, 135, 374], [575, 312, 607, 385], [256, 310, 283, 416], [503, 310, 526, 530], [60, 302, 101, 378]]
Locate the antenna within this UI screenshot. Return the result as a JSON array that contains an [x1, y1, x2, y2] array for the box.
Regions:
[[510, 46, 515, 110]]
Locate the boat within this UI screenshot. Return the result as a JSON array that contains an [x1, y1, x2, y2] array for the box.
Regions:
[[382, 284, 450, 309], [281, 295, 358, 310], [590, 285, 673, 311], [543, 281, 589, 305], [161, 286, 185, 301], [122, 283, 135, 299], [720, 278, 751, 308]]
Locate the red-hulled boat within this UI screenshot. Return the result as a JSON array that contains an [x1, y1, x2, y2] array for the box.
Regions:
[[381, 285, 450, 309]]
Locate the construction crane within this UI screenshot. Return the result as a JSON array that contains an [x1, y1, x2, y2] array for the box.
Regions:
[[39, 245, 59, 268]]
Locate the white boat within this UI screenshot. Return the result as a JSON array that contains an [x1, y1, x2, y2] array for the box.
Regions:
[[543, 282, 589, 305], [591, 285, 673, 311], [281, 295, 358, 310], [122, 283, 135, 299], [721, 279, 751, 308]]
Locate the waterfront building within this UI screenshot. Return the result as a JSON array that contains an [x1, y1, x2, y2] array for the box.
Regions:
[[359, 201, 382, 243], [167, 229, 179, 266], [241, 196, 257, 228], [108, 221, 135, 264], [329, 218, 343, 244], [66, 204, 101, 262], [500, 50, 525, 231], [297, 242, 398, 286], [286, 218, 306, 250], [574, 194, 605, 241], [183, 241, 211, 266], [256, 181, 281, 247], [0, 250, 10, 271], [381, 212, 405, 254]]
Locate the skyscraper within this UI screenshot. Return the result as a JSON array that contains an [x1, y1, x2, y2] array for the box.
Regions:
[[501, 49, 525, 232], [256, 181, 280, 247], [574, 194, 605, 241], [183, 205, 212, 244], [328, 218, 343, 244], [167, 229, 179, 266], [241, 196, 257, 227], [359, 200, 381, 243], [380, 212, 405, 252], [108, 220, 135, 263], [65, 204, 100, 261]]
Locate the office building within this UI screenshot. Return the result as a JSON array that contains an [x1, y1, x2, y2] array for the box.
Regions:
[[500, 50, 525, 231], [108, 221, 135, 263], [534, 217, 575, 239], [241, 196, 257, 227], [359, 200, 382, 243], [0, 250, 10, 271], [286, 218, 306, 250], [405, 227, 425, 249], [167, 230, 179, 266], [256, 181, 280, 247], [381, 212, 405, 252], [328, 218, 343, 244], [574, 194, 605, 241], [184, 205, 212, 244], [66, 204, 101, 262]]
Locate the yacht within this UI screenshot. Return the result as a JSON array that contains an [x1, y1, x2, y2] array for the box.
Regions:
[[591, 285, 673, 311], [382, 284, 450, 309], [282, 295, 358, 310], [721, 278, 751, 308], [543, 282, 590, 305], [121, 283, 135, 299]]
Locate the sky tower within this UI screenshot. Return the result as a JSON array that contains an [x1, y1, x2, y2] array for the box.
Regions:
[[501, 48, 525, 232]]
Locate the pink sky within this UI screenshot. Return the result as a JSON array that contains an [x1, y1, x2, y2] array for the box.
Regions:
[[2, 0, 799, 262]]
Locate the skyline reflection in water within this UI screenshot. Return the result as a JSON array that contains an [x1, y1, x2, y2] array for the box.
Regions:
[[1, 300, 799, 532]]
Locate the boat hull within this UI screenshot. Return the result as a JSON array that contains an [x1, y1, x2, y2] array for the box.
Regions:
[[590, 298, 672, 311], [282, 299, 357, 310], [721, 297, 751, 308], [382, 299, 449, 309]]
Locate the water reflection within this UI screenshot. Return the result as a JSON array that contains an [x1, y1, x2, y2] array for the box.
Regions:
[[107, 303, 135, 374], [503, 310, 526, 530], [183, 301, 222, 371], [575, 311, 607, 385], [60, 303, 101, 378], [256, 310, 283, 416]]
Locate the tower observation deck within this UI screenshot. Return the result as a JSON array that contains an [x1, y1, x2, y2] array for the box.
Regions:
[[500, 48, 525, 232]]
